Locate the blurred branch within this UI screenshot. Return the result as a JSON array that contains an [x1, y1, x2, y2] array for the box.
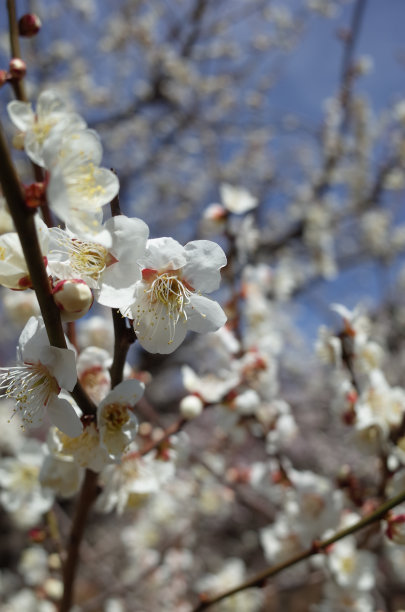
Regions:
[[192, 485, 405, 610]]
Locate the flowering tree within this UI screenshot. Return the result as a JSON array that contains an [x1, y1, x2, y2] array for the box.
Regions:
[[1, 1, 405, 611]]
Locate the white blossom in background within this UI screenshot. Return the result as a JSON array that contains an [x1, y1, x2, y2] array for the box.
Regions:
[[196, 558, 263, 612], [260, 514, 302, 564], [0, 439, 54, 524], [327, 537, 376, 591], [2, 289, 41, 327], [77, 314, 114, 352], [0, 317, 81, 436], [220, 183, 258, 214], [77, 346, 112, 404], [122, 238, 227, 353], [96, 448, 176, 514], [287, 469, 343, 547], [181, 364, 239, 403], [2, 588, 57, 612], [313, 582, 375, 612], [18, 546, 49, 587], [7, 89, 86, 167]]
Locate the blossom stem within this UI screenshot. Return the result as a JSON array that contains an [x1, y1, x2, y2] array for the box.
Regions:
[[192, 487, 405, 611], [109, 190, 136, 388], [60, 469, 98, 612]]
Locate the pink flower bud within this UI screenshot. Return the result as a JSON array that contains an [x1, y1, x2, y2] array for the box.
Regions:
[[53, 279, 93, 322], [9, 58, 26, 80], [18, 14, 42, 37]]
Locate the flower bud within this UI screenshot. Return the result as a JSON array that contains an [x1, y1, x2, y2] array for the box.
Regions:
[[9, 58, 26, 80], [386, 511, 405, 545], [24, 182, 46, 209], [18, 14, 42, 37], [180, 394, 203, 420], [53, 279, 93, 322]]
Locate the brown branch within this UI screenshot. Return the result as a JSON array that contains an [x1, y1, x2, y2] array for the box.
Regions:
[[109, 190, 136, 389], [60, 469, 99, 612], [192, 486, 405, 610], [6, 0, 27, 101], [139, 417, 187, 457]]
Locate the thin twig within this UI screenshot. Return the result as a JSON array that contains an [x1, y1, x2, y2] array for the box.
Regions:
[[192, 486, 405, 610], [139, 417, 187, 457], [6, 0, 27, 101]]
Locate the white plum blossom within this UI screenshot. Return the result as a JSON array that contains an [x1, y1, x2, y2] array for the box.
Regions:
[[196, 558, 263, 612], [43, 129, 119, 234], [7, 90, 86, 167], [49, 421, 110, 474], [219, 183, 258, 214], [96, 448, 176, 514], [39, 451, 83, 499], [97, 379, 144, 460], [0, 439, 54, 522], [0, 317, 81, 436], [122, 237, 227, 354], [48, 214, 149, 309], [327, 537, 376, 591], [355, 369, 405, 440], [287, 469, 343, 547], [181, 364, 239, 403], [314, 582, 375, 612]]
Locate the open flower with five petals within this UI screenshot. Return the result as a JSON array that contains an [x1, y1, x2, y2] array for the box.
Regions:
[[122, 237, 227, 354]]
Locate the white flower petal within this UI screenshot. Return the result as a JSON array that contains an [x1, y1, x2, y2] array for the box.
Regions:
[[7, 101, 35, 131], [37, 90, 66, 116], [47, 396, 83, 437], [186, 294, 227, 333], [100, 379, 145, 409], [143, 237, 187, 270], [39, 346, 77, 391], [105, 215, 149, 261], [183, 240, 227, 293]]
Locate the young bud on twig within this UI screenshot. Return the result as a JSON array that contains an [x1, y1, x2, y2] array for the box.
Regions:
[[53, 279, 93, 322], [18, 14, 42, 37], [9, 58, 26, 80]]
